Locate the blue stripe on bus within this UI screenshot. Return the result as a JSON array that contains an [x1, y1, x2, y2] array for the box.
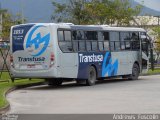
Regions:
[[77, 52, 119, 79], [12, 24, 34, 53], [102, 52, 118, 77]]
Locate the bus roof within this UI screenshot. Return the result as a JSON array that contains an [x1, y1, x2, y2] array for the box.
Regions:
[[70, 25, 145, 32], [56, 23, 146, 32], [12, 23, 146, 32]]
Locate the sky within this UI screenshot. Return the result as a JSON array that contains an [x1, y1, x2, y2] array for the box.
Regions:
[[135, 0, 160, 11], [0, 0, 160, 23], [0, 0, 55, 22]]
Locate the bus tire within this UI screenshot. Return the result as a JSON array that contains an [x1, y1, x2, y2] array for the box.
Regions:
[[129, 63, 139, 80], [86, 66, 96, 86], [48, 78, 63, 86]]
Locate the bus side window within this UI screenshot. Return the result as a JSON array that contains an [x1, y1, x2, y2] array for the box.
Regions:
[[58, 30, 73, 52], [72, 31, 78, 51], [72, 31, 77, 40], [86, 31, 92, 51], [130, 32, 139, 50], [98, 32, 104, 51], [131, 32, 139, 41], [110, 32, 120, 51], [86, 41, 91, 51], [140, 32, 149, 56], [72, 30, 86, 52], [78, 31, 86, 51], [120, 32, 130, 50], [86, 31, 98, 51], [103, 32, 109, 51], [58, 30, 64, 41], [64, 31, 71, 41]]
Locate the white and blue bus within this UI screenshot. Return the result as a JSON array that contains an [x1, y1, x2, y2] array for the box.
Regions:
[[10, 23, 151, 86]]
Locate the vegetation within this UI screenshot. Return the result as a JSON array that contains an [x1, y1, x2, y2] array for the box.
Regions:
[[151, 26, 160, 62], [0, 9, 25, 40], [51, 0, 142, 26], [147, 68, 160, 75]]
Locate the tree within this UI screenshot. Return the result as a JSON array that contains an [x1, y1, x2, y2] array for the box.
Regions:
[[85, 0, 142, 25], [0, 9, 7, 39], [151, 26, 160, 62], [112, 0, 142, 26], [51, 0, 142, 26], [0, 9, 25, 40], [1, 11, 13, 40], [84, 0, 112, 24], [52, 0, 90, 24]]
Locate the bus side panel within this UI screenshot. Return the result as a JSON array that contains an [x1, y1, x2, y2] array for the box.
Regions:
[[77, 51, 140, 79], [111, 51, 140, 76]]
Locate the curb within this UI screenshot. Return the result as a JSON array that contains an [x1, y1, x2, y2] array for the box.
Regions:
[[0, 87, 16, 115], [0, 82, 45, 114], [16, 82, 45, 89]]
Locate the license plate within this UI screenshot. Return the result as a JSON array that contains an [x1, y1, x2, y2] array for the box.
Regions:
[[27, 64, 35, 68]]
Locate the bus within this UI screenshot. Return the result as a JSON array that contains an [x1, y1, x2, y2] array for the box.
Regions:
[[10, 23, 151, 86]]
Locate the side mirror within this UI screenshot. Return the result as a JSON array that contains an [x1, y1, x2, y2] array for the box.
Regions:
[[140, 35, 147, 39]]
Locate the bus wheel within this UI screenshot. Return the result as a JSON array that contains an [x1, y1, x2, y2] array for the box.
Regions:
[[48, 78, 63, 86], [129, 63, 139, 80], [86, 66, 96, 86]]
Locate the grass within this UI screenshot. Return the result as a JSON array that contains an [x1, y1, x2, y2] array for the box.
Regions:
[[147, 68, 160, 75], [0, 72, 10, 82], [0, 72, 44, 109]]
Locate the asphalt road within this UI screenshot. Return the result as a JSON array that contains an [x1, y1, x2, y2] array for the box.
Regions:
[[7, 75, 160, 114]]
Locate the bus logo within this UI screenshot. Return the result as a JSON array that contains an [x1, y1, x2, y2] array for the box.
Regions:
[[25, 25, 50, 56], [102, 52, 118, 77]]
